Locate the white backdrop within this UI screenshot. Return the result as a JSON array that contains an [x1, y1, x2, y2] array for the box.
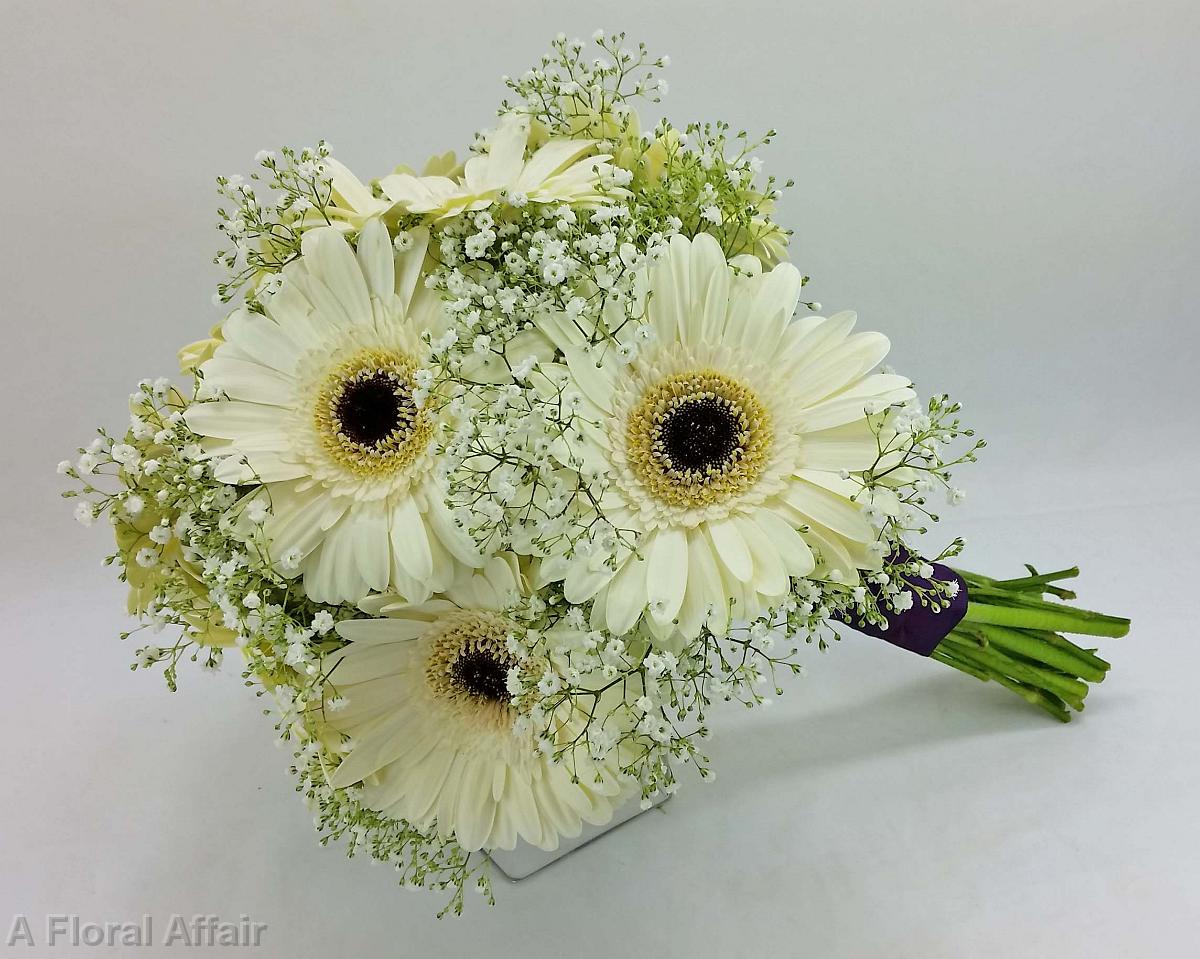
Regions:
[[3, 1, 1198, 956]]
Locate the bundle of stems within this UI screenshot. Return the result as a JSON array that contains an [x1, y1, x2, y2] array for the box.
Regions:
[[934, 566, 1130, 721]]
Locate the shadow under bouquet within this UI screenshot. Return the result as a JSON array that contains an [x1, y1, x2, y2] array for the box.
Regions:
[[61, 30, 1128, 914]]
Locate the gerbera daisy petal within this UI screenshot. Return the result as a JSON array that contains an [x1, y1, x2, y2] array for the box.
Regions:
[[389, 495, 433, 581], [683, 232, 730, 339], [263, 276, 323, 348], [517, 137, 598, 187], [394, 227, 430, 313], [322, 157, 391, 222], [222, 308, 306, 372], [185, 400, 287, 440], [424, 497, 482, 568], [738, 514, 789, 598], [354, 217, 396, 302], [604, 551, 650, 635], [752, 510, 816, 577], [199, 357, 294, 406], [646, 527, 689, 624], [301, 227, 372, 324], [707, 516, 754, 583], [801, 523, 865, 583], [336, 617, 420, 644], [740, 263, 802, 350], [562, 346, 617, 411], [229, 450, 308, 484], [689, 525, 731, 631], [266, 487, 343, 563], [783, 478, 875, 543], [788, 332, 893, 407], [563, 556, 614, 604], [348, 504, 391, 593], [799, 373, 915, 431], [384, 113, 621, 222]]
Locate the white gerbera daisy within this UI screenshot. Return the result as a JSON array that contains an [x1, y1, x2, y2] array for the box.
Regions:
[[323, 556, 627, 852], [184, 220, 481, 604], [379, 113, 622, 220], [533, 233, 915, 640]]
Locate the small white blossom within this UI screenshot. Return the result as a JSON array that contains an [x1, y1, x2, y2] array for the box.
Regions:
[[312, 610, 336, 635], [134, 547, 160, 569], [136, 646, 162, 668], [111, 444, 139, 466]]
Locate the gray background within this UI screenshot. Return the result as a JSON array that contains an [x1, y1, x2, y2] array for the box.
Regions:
[[3, 1, 1198, 955]]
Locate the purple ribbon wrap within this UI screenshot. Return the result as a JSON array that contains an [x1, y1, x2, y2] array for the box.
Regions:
[[833, 560, 969, 656]]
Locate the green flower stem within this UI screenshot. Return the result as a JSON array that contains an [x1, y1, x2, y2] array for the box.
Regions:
[[942, 630, 1089, 705], [931, 642, 1074, 722], [1029, 630, 1111, 675], [961, 623, 1108, 683], [962, 600, 1130, 638], [961, 566, 1080, 599], [921, 564, 1129, 721]]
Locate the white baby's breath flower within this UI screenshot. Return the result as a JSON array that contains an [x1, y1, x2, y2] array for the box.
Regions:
[[312, 610, 335, 635], [148, 524, 172, 545], [136, 646, 162, 668], [245, 499, 270, 524], [134, 547, 160, 569]]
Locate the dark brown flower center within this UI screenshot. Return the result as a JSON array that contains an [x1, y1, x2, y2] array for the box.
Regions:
[[334, 371, 417, 449], [449, 649, 512, 703], [656, 396, 745, 475]]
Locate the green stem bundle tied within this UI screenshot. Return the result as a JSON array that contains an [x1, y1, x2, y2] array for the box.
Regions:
[[934, 566, 1129, 722]]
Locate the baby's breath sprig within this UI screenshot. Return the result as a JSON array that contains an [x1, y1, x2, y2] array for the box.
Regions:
[[213, 142, 335, 309], [505, 588, 831, 803], [860, 391, 986, 538], [630, 119, 793, 265], [421, 196, 656, 561], [502, 30, 669, 143]]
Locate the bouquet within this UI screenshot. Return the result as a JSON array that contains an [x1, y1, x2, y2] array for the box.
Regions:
[[61, 31, 1129, 914]]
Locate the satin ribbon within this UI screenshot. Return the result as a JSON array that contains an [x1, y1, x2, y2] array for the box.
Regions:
[[833, 559, 968, 656]]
